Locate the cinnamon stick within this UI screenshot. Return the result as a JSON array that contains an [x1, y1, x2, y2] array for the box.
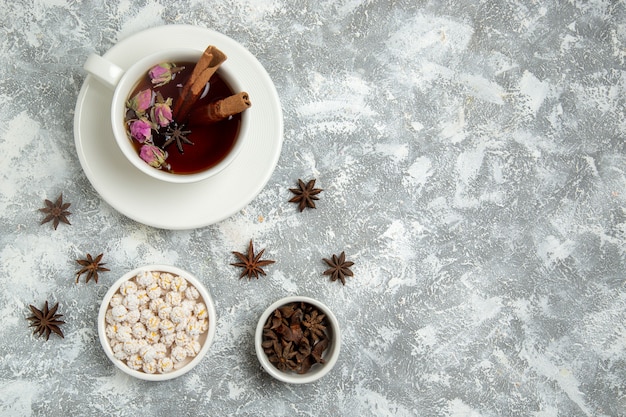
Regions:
[[189, 92, 251, 125], [173, 45, 227, 121]]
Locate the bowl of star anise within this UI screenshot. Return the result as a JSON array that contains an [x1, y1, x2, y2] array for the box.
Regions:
[[255, 296, 340, 383]]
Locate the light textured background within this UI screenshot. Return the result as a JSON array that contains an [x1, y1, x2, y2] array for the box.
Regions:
[[1, 1, 625, 416]]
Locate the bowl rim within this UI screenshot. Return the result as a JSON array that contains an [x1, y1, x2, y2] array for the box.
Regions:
[[97, 264, 217, 381], [254, 295, 341, 384]]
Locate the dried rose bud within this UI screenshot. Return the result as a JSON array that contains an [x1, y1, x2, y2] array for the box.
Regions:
[[152, 99, 173, 127], [149, 63, 177, 87], [129, 118, 153, 143], [139, 144, 167, 168], [127, 89, 153, 113]]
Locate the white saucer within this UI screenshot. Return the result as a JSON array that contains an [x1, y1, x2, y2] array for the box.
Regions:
[[74, 25, 283, 230]]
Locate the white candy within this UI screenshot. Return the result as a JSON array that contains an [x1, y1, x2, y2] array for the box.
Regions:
[[153, 343, 167, 359], [162, 332, 176, 347], [143, 360, 157, 374], [119, 280, 137, 295], [181, 300, 196, 313], [123, 339, 142, 355], [113, 343, 129, 360], [126, 309, 140, 324], [111, 305, 128, 322], [171, 345, 187, 363], [159, 319, 175, 336], [116, 325, 132, 342], [110, 293, 124, 307], [171, 275, 188, 293], [127, 354, 143, 370], [132, 322, 147, 339], [158, 273, 173, 290], [136, 270, 156, 288], [146, 315, 161, 332], [158, 357, 173, 373], [146, 282, 162, 300], [136, 290, 150, 306], [140, 345, 158, 363], [186, 317, 201, 338], [184, 286, 199, 300], [165, 291, 182, 307], [150, 298, 165, 312], [140, 308, 154, 324], [123, 293, 140, 310], [105, 324, 119, 340], [170, 306, 187, 324], [175, 331, 190, 347], [194, 303, 208, 320], [157, 303, 172, 320], [146, 330, 160, 344], [105, 309, 116, 325]]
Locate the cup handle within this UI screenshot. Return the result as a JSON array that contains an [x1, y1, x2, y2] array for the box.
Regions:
[[83, 53, 124, 89]]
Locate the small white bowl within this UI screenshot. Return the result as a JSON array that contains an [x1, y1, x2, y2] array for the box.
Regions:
[[98, 264, 217, 381], [255, 296, 341, 384]]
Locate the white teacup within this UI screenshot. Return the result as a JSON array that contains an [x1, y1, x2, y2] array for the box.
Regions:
[[83, 48, 248, 183]]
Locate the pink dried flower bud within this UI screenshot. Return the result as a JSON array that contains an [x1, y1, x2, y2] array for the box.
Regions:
[[149, 63, 176, 87], [128, 89, 153, 113], [153, 99, 173, 127], [129, 118, 153, 143], [139, 144, 168, 168]]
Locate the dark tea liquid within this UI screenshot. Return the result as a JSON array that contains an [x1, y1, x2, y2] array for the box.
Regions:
[[126, 61, 241, 175]]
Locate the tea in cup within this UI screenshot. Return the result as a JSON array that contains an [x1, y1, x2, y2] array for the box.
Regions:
[[83, 46, 251, 183]]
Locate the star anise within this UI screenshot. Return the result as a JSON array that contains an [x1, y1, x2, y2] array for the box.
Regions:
[[76, 253, 110, 284], [267, 340, 298, 371], [302, 310, 327, 342], [39, 194, 71, 230], [322, 251, 354, 285], [27, 301, 65, 340], [162, 122, 193, 153], [289, 179, 322, 211], [231, 240, 275, 279]]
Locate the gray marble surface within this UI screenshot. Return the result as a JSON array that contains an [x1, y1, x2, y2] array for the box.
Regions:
[[1, 0, 625, 416]]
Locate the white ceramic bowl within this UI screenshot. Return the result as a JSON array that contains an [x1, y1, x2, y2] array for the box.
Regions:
[[98, 264, 217, 381], [255, 296, 341, 384]]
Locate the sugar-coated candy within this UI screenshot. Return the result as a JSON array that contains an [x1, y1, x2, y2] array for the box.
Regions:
[[119, 280, 137, 295], [142, 360, 157, 374], [184, 286, 199, 300], [136, 270, 156, 288], [150, 297, 165, 312], [146, 282, 162, 300], [116, 325, 132, 342], [146, 330, 160, 344], [123, 293, 140, 310], [158, 357, 173, 373], [110, 293, 124, 307], [136, 289, 150, 306], [165, 291, 182, 307], [171, 345, 187, 363], [123, 339, 142, 355], [126, 309, 140, 324], [111, 305, 128, 322], [105, 324, 119, 340], [159, 318, 175, 335], [170, 306, 187, 324], [113, 343, 129, 360], [140, 308, 155, 323], [158, 273, 173, 290], [157, 303, 172, 320], [194, 303, 208, 320], [146, 315, 161, 332], [127, 354, 143, 370], [132, 322, 147, 339], [171, 275, 188, 293]]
